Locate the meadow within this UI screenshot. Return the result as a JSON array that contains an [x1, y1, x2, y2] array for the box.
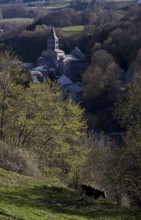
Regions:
[[0, 168, 141, 220], [0, 18, 33, 28], [62, 25, 85, 32]]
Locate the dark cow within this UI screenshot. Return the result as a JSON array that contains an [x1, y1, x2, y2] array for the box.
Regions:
[[81, 184, 95, 197], [93, 188, 106, 200], [81, 184, 106, 202]]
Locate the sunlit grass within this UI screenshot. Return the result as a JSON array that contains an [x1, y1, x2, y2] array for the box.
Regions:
[[0, 18, 33, 24], [0, 168, 141, 220], [0, 18, 33, 22], [62, 25, 85, 32]]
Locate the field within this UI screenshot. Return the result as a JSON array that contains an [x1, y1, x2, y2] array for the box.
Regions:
[[62, 25, 85, 32], [26, 0, 71, 10], [62, 25, 85, 35], [0, 168, 141, 220], [0, 18, 33, 26]]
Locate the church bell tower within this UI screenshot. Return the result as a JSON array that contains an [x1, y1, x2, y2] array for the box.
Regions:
[[47, 27, 59, 51]]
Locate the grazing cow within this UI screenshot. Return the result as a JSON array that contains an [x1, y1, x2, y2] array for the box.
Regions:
[[94, 188, 106, 200], [81, 184, 95, 197], [81, 184, 106, 202]]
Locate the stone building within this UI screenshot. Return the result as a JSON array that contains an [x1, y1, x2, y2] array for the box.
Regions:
[[37, 27, 86, 82]]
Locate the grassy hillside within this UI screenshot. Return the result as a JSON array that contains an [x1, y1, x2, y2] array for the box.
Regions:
[[0, 18, 33, 24], [62, 25, 85, 32], [0, 168, 141, 220]]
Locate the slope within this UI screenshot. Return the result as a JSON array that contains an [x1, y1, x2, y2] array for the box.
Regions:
[[0, 168, 141, 220]]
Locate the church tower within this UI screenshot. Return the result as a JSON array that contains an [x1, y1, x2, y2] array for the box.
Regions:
[[37, 27, 65, 67], [47, 27, 59, 50]]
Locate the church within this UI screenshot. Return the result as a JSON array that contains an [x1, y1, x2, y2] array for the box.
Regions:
[[37, 27, 86, 82]]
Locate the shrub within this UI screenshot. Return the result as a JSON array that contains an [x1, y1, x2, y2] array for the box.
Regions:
[[0, 141, 41, 178]]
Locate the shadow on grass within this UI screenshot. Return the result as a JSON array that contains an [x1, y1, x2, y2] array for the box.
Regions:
[[0, 208, 25, 220], [1, 185, 141, 219]]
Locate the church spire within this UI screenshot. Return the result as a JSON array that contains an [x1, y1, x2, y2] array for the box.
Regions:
[[49, 27, 58, 40], [47, 27, 59, 50]]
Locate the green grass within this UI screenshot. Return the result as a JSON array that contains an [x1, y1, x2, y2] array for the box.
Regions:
[[0, 18, 33, 22], [27, 0, 71, 11], [0, 18, 33, 24], [62, 25, 85, 32], [0, 168, 141, 220], [29, 4, 70, 11]]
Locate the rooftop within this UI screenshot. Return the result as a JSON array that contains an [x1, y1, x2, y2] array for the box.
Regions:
[[57, 75, 72, 86], [67, 83, 83, 93]]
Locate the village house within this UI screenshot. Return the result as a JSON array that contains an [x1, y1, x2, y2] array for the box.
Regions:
[[57, 75, 83, 103]]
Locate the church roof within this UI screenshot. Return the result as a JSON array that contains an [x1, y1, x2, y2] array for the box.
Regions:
[[70, 47, 85, 61]]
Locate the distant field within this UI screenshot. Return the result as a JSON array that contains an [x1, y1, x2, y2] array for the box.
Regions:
[[62, 25, 85, 32], [26, 0, 71, 10], [43, 4, 70, 10], [0, 18, 33, 24]]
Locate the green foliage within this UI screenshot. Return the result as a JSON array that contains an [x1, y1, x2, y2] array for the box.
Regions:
[[82, 50, 122, 131], [83, 132, 124, 205], [22, 82, 87, 184], [0, 51, 31, 139], [115, 78, 141, 207], [115, 80, 141, 143], [0, 51, 87, 184], [0, 141, 40, 178], [121, 144, 141, 207], [83, 50, 122, 102], [41, 8, 82, 27]]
